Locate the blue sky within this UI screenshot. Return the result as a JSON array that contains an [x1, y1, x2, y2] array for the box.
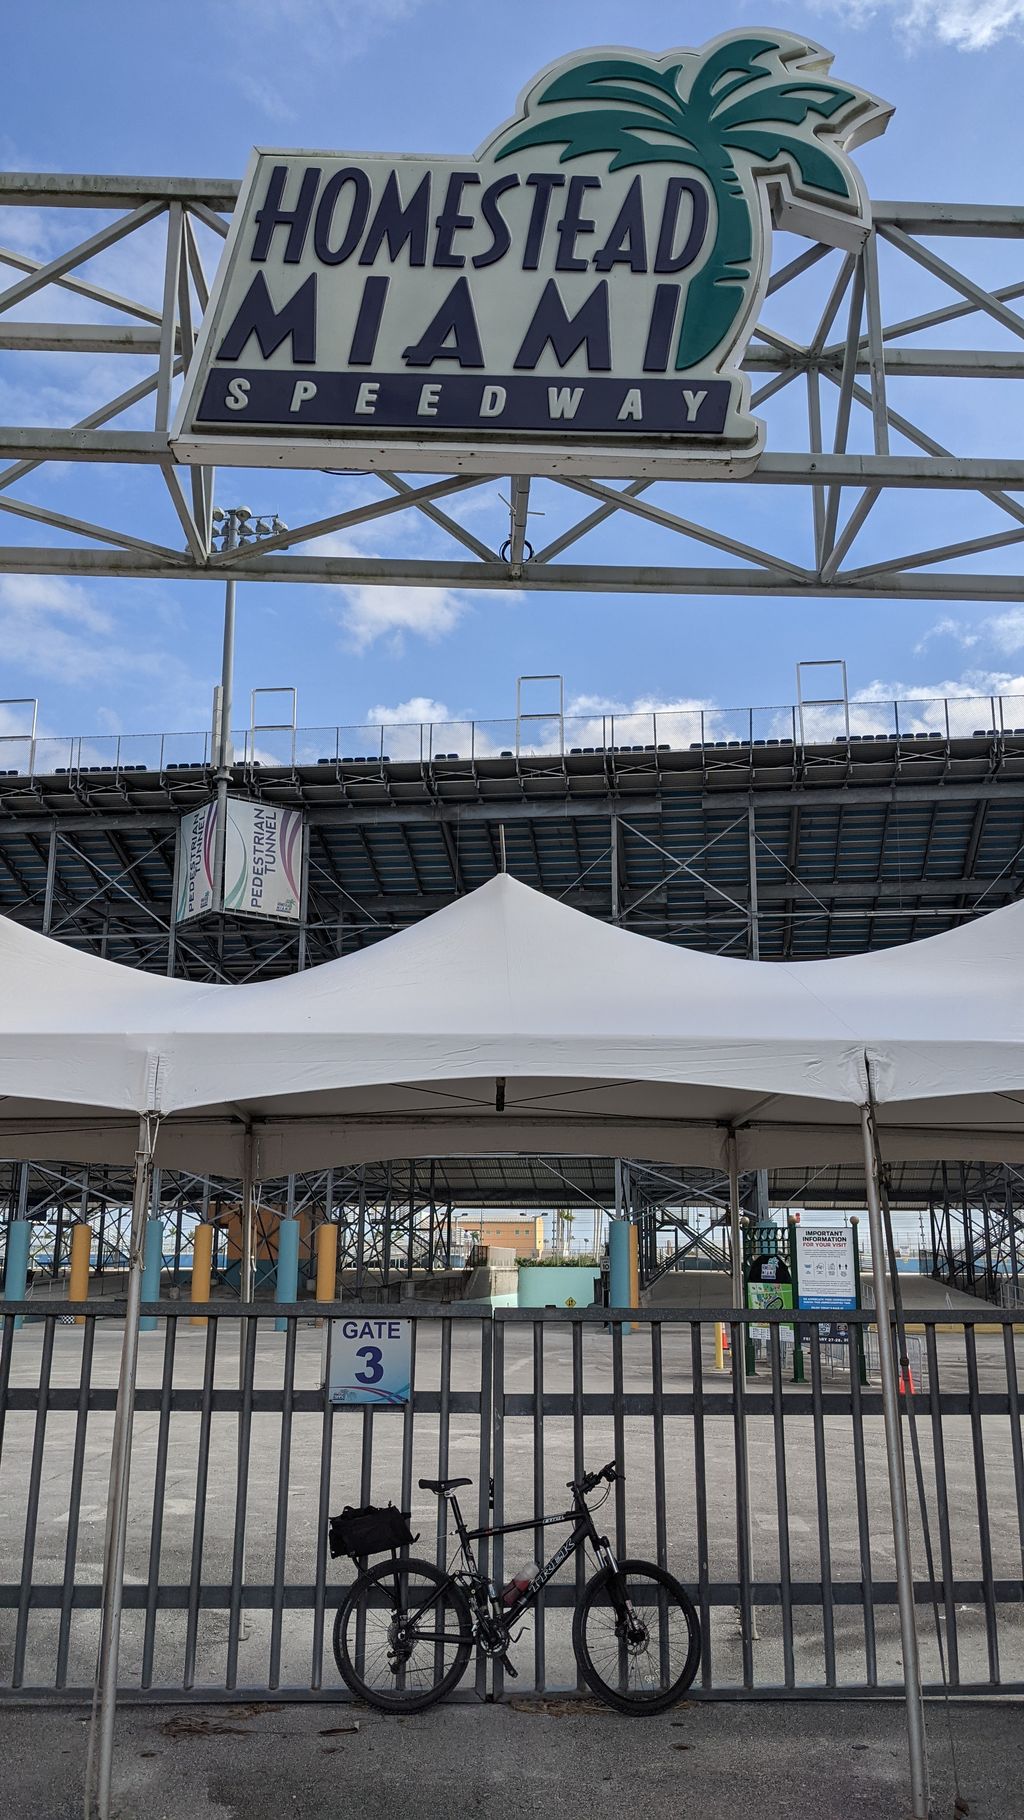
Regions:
[[1, 0, 1023, 748]]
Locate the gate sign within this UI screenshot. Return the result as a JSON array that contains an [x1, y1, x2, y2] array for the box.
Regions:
[[171, 31, 890, 478], [176, 798, 303, 923], [795, 1218, 857, 1313], [326, 1318, 412, 1408]]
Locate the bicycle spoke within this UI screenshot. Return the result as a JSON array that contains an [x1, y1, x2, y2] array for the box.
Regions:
[[337, 1560, 472, 1709], [577, 1567, 700, 1708]]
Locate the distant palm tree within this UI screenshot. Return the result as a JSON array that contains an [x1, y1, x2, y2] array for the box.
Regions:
[[493, 34, 888, 371]]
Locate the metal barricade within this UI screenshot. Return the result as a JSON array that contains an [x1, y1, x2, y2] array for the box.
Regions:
[[0, 1302, 1021, 1703]]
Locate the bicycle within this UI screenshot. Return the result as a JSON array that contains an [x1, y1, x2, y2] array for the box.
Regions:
[[330, 1460, 702, 1715]]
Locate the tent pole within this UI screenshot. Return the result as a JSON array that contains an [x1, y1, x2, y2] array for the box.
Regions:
[[237, 1132, 256, 1637], [860, 1102, 930, 1819], [87, 1111, 157, 1820], [727, 1131, 757, 1657], [727, 1133, 743, 1311]]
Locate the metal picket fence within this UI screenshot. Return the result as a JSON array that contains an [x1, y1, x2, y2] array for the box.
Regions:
[[0, 1300, 1022, 1703]]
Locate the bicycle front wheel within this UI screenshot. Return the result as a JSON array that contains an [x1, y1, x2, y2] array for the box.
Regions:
[[333, 1555, 473, 1712], [573, 1559, 701, 1715]]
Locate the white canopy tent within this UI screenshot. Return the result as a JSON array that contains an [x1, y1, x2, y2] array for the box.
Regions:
[[0, 872, 1023, 1172], [4, 871, 1020, 1820]]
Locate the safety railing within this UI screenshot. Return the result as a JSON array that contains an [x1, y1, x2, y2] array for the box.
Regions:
[[2, 696, 1024, 783], [0, 1301, 1021, 1703]]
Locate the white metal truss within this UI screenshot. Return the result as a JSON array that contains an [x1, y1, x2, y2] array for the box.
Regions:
[[0, 174, 1023, 597]]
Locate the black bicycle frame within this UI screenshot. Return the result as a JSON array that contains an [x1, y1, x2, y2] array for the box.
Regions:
[[451, 1490, 611, 1623]]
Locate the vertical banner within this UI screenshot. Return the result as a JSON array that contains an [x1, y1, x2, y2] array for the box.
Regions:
[[176, 799, 304, 923], [225, 799, 304, 920], [176, 802, 218, 922]]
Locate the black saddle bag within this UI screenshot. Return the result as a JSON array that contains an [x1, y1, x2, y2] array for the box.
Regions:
[[328, 1502, 417, 1560]]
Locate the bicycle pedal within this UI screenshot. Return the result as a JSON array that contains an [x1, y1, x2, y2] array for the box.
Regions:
[[500, 1656, 519, 1679]]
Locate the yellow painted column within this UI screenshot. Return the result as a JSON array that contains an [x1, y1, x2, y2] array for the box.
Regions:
[[191, 1223, 214, 1325], [315, 1222, 338, 1305], [69, 1221, 91, 1325], [628, 1222, 640, 1319]]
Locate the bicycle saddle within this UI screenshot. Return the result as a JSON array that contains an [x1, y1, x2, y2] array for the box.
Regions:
[[419, 1476, 472, 1494]]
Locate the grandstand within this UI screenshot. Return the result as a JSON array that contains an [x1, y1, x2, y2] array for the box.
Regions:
[[1, 679, 1022, 1298]]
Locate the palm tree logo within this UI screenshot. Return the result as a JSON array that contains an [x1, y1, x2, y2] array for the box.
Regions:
[[487, 31, 891, 376]]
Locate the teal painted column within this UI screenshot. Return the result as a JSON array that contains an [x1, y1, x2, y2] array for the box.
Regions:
[[608, 1219, 631, 1309], [3, 1221, 32, 1329], [139, 1219, 164, 1332], [276, 1218, 300, 1331]]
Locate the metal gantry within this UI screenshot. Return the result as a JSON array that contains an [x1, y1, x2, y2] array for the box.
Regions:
[[0, 175, 1022, 599]]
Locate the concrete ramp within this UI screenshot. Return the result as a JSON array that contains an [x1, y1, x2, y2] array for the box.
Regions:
[[642, 1270, 732, 1310]]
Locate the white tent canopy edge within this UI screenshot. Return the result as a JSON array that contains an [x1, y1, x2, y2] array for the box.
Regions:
[[0, 872, 1021, 1172]]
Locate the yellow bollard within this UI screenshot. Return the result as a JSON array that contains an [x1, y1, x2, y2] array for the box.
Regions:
[[715, 1321, 731, 1371], [191, 1223, 213, 1326], [315, 1222, 338, 1309], [69, 1221, 91, 1325]]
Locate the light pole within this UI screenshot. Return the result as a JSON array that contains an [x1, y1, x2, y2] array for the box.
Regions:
[[208, 508, 287, 1577], [210, 506, 287, 915]]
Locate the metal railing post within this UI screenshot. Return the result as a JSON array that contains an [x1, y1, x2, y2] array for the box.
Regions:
[[860, 1102, 930, 1819], [87, 1110, 158, 1820]]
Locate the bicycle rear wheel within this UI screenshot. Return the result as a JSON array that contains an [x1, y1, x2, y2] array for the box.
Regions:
[[333, 1555, 473, 1712], [573, 1559, 701, 1715]]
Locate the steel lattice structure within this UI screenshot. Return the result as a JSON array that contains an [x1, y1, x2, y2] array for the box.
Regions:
[[0, 174, 1022, 598], [2, 171, 1024, 1296]]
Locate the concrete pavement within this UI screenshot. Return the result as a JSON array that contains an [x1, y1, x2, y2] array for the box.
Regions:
[[1, 1696, 1021, 1820]]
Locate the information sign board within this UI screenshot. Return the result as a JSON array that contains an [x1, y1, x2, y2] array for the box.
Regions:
[[326, 1317, 412, 1408], [795, 1216, 857, 1342]]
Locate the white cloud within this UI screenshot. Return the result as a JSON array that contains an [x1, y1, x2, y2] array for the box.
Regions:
[[847, 671, 1024, 734], [338, 584, 470, 654], [0, 574, 197, 700], [568, 692, 714, 717], [564, 691, 720, 750], [215, 0, 423, 119], [914, 608, 1024, 656], [984, 608, 1024, 654], [820, 0, 1024, 49], [368, 695, 452, 723]]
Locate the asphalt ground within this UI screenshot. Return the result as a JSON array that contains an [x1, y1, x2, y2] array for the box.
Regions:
[[1, 1695, 1021, 1819]]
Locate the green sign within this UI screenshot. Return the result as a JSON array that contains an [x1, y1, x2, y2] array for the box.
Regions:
[[747, 1280, 794, 1317]]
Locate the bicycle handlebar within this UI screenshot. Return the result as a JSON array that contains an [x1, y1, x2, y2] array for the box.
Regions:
[[570, 1460, 621, 1496]]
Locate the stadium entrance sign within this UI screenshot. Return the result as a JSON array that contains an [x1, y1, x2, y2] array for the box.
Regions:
[[171, 31, 890, 478]]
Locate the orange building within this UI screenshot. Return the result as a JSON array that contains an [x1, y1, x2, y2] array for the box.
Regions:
[[458, 1214, 546, 1259]]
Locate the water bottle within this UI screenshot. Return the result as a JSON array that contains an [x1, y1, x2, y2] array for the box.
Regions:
[[501, 1561, 539, 1607]]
